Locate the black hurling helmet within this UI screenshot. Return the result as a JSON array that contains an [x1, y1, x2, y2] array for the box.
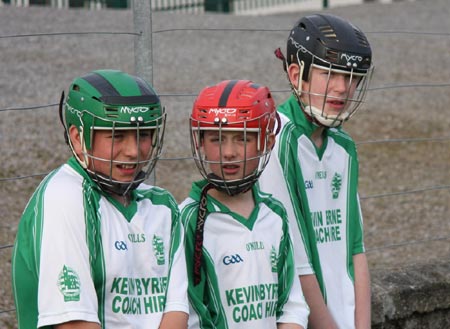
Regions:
[[61, 70, 165, 196], [284, 14, 373, 127]]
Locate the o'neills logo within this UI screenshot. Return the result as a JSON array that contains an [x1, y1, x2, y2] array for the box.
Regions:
[[208, 108, 237, 115], [120, 106, 150, 114]]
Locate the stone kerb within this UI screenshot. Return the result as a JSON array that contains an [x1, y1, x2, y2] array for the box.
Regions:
[[370, 261, 450, 328]]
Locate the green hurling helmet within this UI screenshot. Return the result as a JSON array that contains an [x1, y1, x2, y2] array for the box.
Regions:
[[61, 69, 166, 196]]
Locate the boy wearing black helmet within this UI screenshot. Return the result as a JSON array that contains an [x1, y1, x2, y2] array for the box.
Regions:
[[12, 70, 188, 329], [259, 14, 373, 329]]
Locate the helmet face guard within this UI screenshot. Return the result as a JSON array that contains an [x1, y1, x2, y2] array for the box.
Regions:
[[284, 14, 373, 127], [62, 70, 165, 196], [79, 109, 165, 196], [296, 54, 373, 128], [190, 80, 277, 196]]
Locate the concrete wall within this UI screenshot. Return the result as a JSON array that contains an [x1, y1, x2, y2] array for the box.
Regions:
[[371, 261, 450, 328]]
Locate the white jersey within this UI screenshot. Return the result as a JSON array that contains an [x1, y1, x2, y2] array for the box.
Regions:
[[259, 95, 365, 329], [12, 157, 188, 328], [180, 180, 309, 329]]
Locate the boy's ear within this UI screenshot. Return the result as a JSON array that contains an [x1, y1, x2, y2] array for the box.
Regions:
[[287, 63, 301, 89], [267, 133, 276, 150], [69, 125, 84, 158]]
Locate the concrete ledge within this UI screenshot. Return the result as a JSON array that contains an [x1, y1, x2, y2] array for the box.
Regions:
[[371, 261, 450, 328]]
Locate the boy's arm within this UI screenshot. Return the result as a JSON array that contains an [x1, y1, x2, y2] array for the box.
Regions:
[[275, 215, 309, 329], [163, 206, 189, 315], [55, 321, 101, 329], [159, 311, 188, 329], [353, 253, 371, 329], [260, 125, 327, 328], [277, 323, 304, 329], [351, 182, 370, 328], [299, 274, 338, 329]]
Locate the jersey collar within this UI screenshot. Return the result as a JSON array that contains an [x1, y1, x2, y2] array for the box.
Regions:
[[190, 179, 270, 230], [67, 156, 139, 219]]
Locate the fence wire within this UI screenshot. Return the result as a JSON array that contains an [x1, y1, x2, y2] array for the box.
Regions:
[[1, 27, 449, 232], [1, 17, 449, 321], [2, 81, 450, 112]]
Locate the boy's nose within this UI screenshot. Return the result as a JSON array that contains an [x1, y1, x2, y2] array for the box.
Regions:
[[123, 134, 139, 158], [221, 140, 237, 159], [332, 74, 351, 93]]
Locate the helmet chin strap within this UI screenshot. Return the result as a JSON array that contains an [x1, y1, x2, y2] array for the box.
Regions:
[[304, 105, 348, 128], [89, 170, 147, 197], [206, 173, 257, 196]]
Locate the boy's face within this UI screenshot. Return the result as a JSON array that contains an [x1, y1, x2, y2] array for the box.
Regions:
[[202, 130, 260, 181], [89, 129, 153, 182], [301, 66, 361, 117]]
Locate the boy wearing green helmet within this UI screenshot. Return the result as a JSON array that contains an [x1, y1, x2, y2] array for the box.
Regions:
[[12, 70, 188, 329]]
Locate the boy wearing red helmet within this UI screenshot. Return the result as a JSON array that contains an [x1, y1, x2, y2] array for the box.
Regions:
[[180, 80, 309, 329], [259, 14, 373, 329]]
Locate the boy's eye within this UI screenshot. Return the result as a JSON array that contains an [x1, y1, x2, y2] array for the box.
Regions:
[[139, 131, 152, 138], [205, 134, 221, 142], [111, 132, 124, 139], [239, 134, 255, 142]]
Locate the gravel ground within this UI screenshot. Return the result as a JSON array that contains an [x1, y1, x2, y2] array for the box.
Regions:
[[1, 0, 449, 327]]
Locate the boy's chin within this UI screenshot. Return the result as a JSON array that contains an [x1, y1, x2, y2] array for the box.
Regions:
[[111, 176, 137, 183]]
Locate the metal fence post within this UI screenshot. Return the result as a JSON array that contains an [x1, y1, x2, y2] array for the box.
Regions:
[[133, 0, 156, 184], [133, 0, 153, 85]]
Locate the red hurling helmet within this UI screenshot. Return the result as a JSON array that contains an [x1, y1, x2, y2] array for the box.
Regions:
[[190, 80, 278, 196]]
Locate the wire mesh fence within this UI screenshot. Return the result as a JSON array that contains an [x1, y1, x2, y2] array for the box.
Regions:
[[0, 0, 449, 326]]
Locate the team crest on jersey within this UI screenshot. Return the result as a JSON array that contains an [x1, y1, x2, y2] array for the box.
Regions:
[[152, 234, 165, 265], [270, 246, 278, 273], [57, 265, 81, 302], [331, 172, 342, 199]]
